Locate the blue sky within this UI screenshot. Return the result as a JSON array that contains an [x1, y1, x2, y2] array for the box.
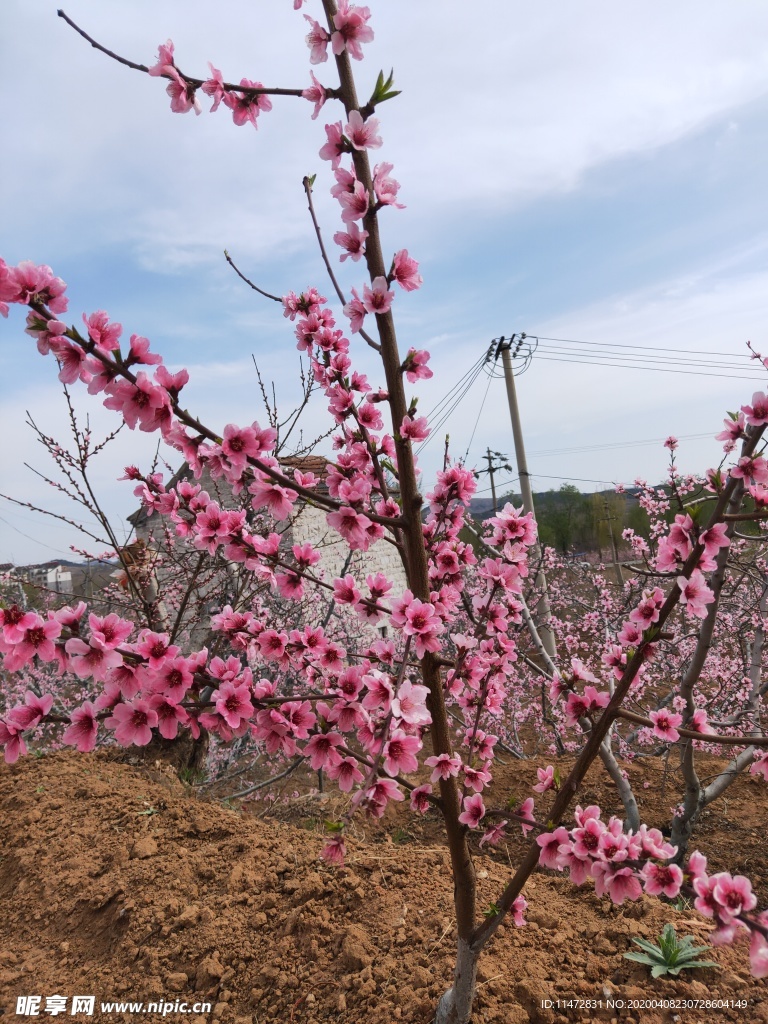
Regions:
[[3, 0, 768, 563]]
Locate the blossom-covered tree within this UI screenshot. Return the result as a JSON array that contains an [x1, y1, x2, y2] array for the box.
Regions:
[[3, 4, 768, 1019]]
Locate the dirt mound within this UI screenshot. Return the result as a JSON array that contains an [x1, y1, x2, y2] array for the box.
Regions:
[[0, 752, 766, 1023]]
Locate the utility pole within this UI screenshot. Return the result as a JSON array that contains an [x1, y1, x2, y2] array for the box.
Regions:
[[478, 448, 512, 514], [494, 335, 557, 663], [600, 496, 624, 588]]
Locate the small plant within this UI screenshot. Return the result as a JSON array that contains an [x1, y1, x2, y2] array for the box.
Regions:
[[624, 923, 717, 978], [177, 765, 205, 786], [673, 894, 693, 913]]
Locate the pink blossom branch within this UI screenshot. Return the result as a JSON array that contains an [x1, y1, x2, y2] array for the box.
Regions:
[[57, 10, 333, 100], [613, 708, 768, 745]]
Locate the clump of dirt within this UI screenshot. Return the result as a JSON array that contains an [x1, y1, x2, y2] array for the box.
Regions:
[[0, 751, 766, 1024]]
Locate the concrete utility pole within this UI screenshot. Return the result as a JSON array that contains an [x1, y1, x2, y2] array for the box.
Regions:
[[479, 448, 512, 515], [494, 336, 557, 663]]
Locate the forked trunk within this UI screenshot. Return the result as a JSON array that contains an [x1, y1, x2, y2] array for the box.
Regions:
[[435, 938, 479, 1024]]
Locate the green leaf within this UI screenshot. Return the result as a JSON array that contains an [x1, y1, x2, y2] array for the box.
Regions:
[[370, 68, 401, 105]]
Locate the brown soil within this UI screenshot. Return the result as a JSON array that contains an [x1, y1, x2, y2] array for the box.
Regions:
[[1, 750, 767, 1024]]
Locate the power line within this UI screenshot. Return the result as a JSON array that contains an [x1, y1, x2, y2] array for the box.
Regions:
[[532, 353, 763, 381], [474, 471, 623, 496], [463, 369, 494, 460], [527, 430, 714, 458], [533, 333, 757, 360], [417, 350, 490, 454], [534, 342, 759, 373], [0, 515, 76, 556]]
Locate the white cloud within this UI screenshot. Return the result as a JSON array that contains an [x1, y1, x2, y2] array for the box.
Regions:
[[5, 0, 768, 269], [4, 0, 768, 560]]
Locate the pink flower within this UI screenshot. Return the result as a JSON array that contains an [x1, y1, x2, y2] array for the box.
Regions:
[[663, 435, 678, 450], [402, 348, 432, 383], [687, 850, 708, 880], [148, 39, 176, 78], [391, 250, 423, 292], [221, 422, 276, 471], [649, 709, 683, 742], [103, 372, 171, 432], [641, 861, 683, 898], [89, 612, 133, 649], [536, 827, 571, 870], [214, 680, 254, 729], [321, 836, 346, 866], [326, 756, 364, 792], [629, 587, 664, 628], [344, 110, 382, 150], [731, 455, 768, 484], [425, 753, 462, 784], [592, 864, 642, 905], [302, 70, 327, 119], [5, 615, 61, 668], [462, 765, 491, 793], [304, 732, 344, 771], [711, 872, 757, 921], [333, 222, 368, 262], [677, 570, 714, 619], [742, 391, 768, 426], [164, 70, 201, 115], [479, 820, 508, 848], [750, 752, 768, 781], [83, 310, 122, 353], [333, 573, 361, 605], [223, 79, 272, 128], [533, 764, 556, 793], [382, 730, 420, 776], [338, 179, 370, 222], [391, 679, 431, 727], [750, 929, 768, 979], [372, 162, 404, 208], [331, 1, 374, 61], [391, 591, 444, 657], [342, 288, 367, 333], [715, 412, 746, 445], [458, 794, 486, 829], [201, 63, 226, 112], [399, 415, 429, 442], [62, 702, 99, 752], [518, 797, 535, 836], [147, 694, 189, 740], [6, 692, 54, 731], [107, 699, 158, 746], [135, 629, 178, 668], [249, 477, 297, 520], [65, 637, 124, 682], [409, 784, 433, 814], [512, 894, 528, 927], [304, 16, 330, 64], [688, 709, 712, 735], [0, 720, 26, 763], [318, 122, 346, 169]]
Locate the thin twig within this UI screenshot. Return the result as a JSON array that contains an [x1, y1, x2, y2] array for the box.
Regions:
[[229, 756, 306, 800], [302, 176, 381, 353], [224, 250, 281, 302]]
